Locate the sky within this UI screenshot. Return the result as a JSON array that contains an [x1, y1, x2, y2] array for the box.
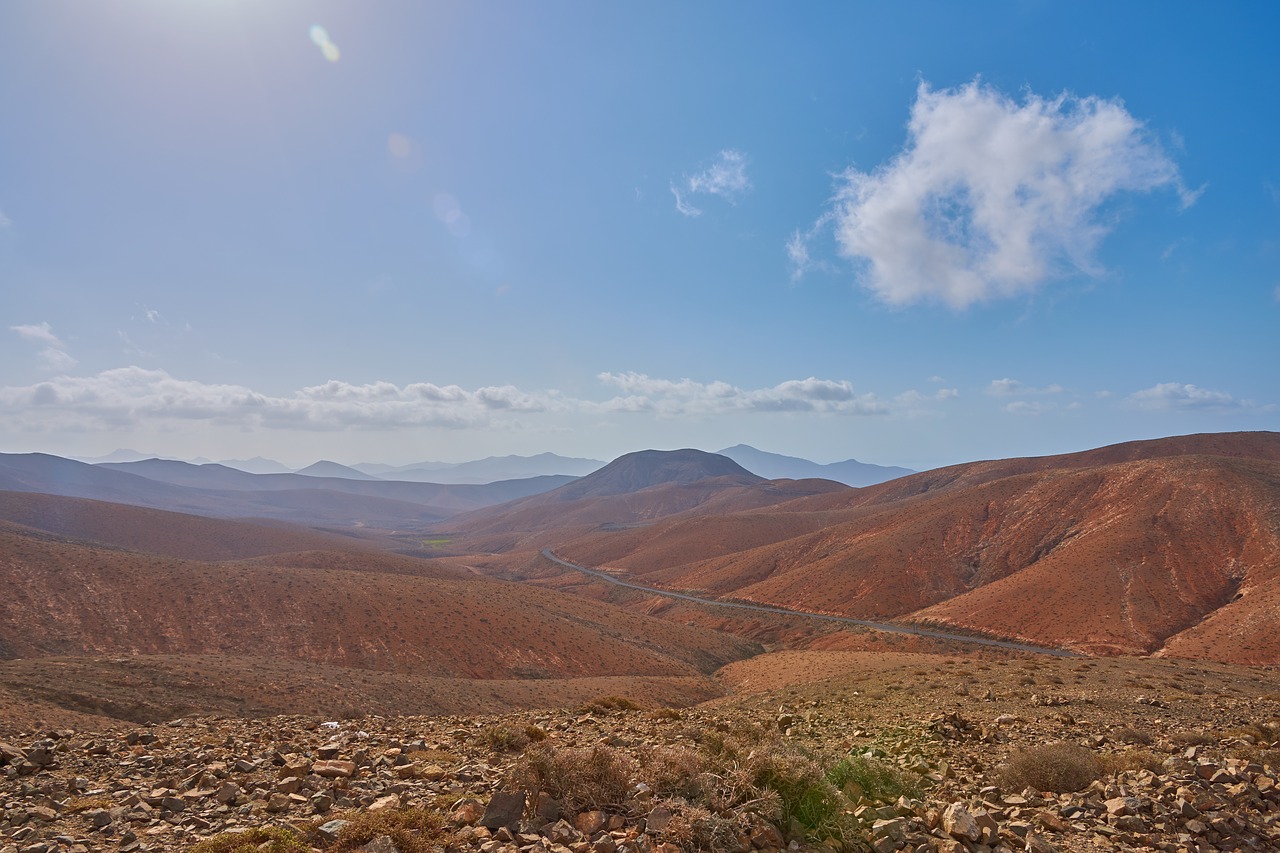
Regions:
[[1, 1, 1277, 471]]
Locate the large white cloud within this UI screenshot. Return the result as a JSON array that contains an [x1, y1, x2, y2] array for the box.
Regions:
[[796, 80, 1195, 308]]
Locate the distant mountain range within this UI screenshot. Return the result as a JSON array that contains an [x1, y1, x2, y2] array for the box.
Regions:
[[716, 445, 913, 486], [0, 453, 576, 531], [70, 446, 912, 486], [351, 453, 607, 484]]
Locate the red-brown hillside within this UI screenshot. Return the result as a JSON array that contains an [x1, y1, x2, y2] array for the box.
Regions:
[[539, 433, 1280, 663], [0, 526, 757, 678], [0, 491, 386, 561]]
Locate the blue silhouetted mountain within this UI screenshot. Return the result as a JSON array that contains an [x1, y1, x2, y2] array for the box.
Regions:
[[716, 444, 913, 486]]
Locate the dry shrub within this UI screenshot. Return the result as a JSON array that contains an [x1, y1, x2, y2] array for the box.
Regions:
[[330, 807, 447, 853], [478, 724, 528, 752], [1103, 749, 1164, 774], [510, 743, 638, 812], [65, 795, 116, 813], [585, 695, 642, 713], [190, 827, 309, 853], [641, 744, 712, 801], [997, 743, 1102, 794], [660, 803, 746, 853], [1170, 732, 1214, 747], [524, 724, 549, 742], [1114, 727, 1153, 745], [648, 707, 684, 721]]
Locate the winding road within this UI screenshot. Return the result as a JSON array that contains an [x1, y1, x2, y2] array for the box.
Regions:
[[540, 549, 1081, 659]]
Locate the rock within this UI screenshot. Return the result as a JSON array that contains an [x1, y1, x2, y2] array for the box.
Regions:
[[370, 793, 401, 811], [318, 819, 350, 842], [941, 802, 980, 841], [575, 810, 608, 836], [358, 836, 401, 853], [536, 791, 562, 824], [1104, 796, 1141, 816], [647, 806, 673, 833], [313, 759, 357, 778], [1024, 833, 1059, 853], [453, 798, 485, 825], [481, 791, 526, 830]]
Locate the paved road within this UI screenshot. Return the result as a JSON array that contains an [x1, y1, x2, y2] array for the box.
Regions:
[[541, 549, 1081, 659]]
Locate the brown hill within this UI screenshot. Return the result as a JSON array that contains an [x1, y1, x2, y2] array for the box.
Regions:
[[0, 525, 757, 678], [441, 448, 846, 552], [538, 433, 1280, 663], [0, 491, 389, 561]]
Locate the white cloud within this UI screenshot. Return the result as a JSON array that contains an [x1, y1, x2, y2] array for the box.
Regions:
[[10, 322, 63, 347], [12, 322, 77, 373], [596, 372, 886, 416], [38, 348, 78, 372], [0, 208, 11, 228], [673, 150, 750, 216], [1003, 401, 1057, 415], [145, 309, 161, 324], [986, 378, 1063, 396], [0, 368, 559, 433], [793, 79, 1194, 308], [1127, 382, 1257, 412], [671, 187, 702, 217]]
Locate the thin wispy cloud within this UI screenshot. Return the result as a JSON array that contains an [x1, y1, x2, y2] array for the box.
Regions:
[[11, 322, 63, 347], [791, 79, 1198, 308], [1127, 382, 1260, 412], [1003, 400, 1057, 415], [0, 208, 11, 228], [596, 372, 886, 416], [987, 378, 1064, 396], [672, 149, 751, 217], [11, 322, 77, 373], [0, 368, 558, 433]]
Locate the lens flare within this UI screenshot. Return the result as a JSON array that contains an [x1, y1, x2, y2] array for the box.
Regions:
[[309, 24, 341, 62]]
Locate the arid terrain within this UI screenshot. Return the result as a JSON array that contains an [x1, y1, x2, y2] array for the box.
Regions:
[[2, 432, 1279, 851]]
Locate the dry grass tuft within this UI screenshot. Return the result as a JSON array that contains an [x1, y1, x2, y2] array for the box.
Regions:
[[329, 807, 448, 853], [190, 827, 310, 853]]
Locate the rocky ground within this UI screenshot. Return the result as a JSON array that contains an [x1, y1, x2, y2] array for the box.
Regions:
[[3, 651, 1279, 853]]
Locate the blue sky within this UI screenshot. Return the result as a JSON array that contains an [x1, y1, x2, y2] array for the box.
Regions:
[[1, 1, 1277, 470]]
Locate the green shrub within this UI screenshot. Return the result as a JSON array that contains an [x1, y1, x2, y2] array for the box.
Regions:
[[828, 754, 919, 803]]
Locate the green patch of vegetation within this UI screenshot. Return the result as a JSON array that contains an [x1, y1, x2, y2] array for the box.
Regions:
[[828, 754, 920, 803], [420, 537, 452, 549]]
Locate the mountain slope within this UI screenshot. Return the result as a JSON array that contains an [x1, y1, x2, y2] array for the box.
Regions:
[[543, 433, 1280, 663], [0, 524, 757, 678]]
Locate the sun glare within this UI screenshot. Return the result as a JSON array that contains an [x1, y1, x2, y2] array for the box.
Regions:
[[308, 23, 340, 62]]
